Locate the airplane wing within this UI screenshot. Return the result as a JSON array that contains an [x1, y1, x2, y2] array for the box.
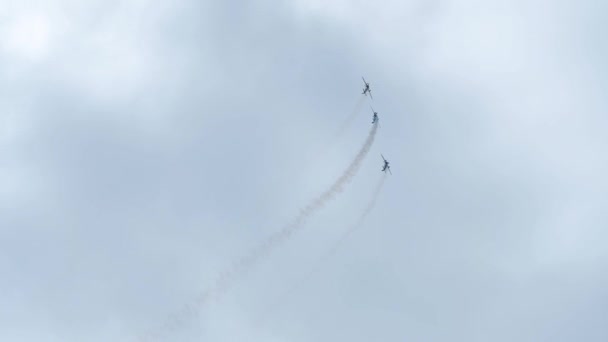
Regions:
[[381, 154, 386, 161], [369, 90, 373, 100], [389, 167, 392, 175], [362, 77, 367, 84]]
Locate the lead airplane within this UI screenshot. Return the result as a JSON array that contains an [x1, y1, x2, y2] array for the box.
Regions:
[[361, 77, 373, 99], [371, 106, 379, 124], [381, 154, 392, 174]]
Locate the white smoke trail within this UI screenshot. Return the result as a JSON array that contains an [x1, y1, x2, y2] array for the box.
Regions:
[[137, 123, 379, 342], [258, 172, 388, 321]]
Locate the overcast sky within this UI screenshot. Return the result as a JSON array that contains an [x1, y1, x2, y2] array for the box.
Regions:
[[1, 0, 607, 341]]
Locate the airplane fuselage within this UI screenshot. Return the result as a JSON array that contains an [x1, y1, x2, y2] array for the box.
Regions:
[[381, 155, 391, 174], [361, 78, 372, 98]]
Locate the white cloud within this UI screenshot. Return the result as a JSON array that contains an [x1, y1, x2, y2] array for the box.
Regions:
[[1, 13, 53, 61], [1, 1, 607, 341]]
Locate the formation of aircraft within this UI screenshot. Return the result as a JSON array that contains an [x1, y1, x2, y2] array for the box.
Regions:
[[362, 76, 392, 176], [361, 77, 373, 99]]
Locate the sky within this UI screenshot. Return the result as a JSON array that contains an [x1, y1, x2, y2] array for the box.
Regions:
[[1, 0, 607, 341]]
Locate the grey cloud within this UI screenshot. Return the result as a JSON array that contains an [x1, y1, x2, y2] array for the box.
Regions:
[[1, 1, 607, 342]]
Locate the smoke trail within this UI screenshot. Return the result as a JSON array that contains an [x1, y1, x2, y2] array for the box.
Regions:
[[302, 94, 367, 169], [212, 122, 378, 294], [259, 173, 387, 321], [319, 172, 387, 258], [336, 94, 366, 137], [137, 123, 379, 342]]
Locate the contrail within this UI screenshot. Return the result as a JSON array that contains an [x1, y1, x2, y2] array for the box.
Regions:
[[137, 123, 379, 342], [258, 172, 388, 321]]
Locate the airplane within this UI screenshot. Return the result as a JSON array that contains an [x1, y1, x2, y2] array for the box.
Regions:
[[371, 106, 379, 124], [381, 154, 392, 174], [361, 77, 373, 99]]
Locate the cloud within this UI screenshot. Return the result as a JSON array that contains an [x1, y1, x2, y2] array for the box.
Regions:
[[1, 12, 54, 61], [1, 1, 607, 342]]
